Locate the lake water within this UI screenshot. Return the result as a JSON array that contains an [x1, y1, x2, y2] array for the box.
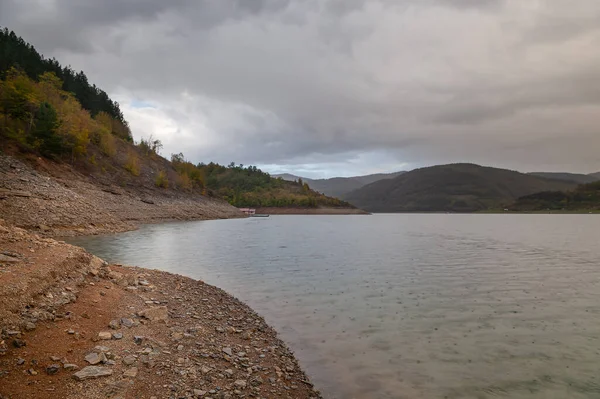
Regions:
[[68, 214, 600, 399]]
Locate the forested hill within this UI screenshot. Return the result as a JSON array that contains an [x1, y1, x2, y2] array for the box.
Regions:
[[197, 161, 355, 208], [0, 27, 131, 141], [344, 163, 578, 212], [0, 28, 358, 212]]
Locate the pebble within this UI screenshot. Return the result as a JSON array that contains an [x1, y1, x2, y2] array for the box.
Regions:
[[123, 367, 138, 378], [46, 364, 60, 375], [109, 319, 121, 329], [121, 318, 134, 328], [12, 339, 26, 348], [234, 380, 247, 389], [123, 355, 136, 366], [134, 336, 144, 345], [112, 332, 123, 340], [98, 331, 112, 340], [16, 358, 25, 365], [63, 364, 78, 370], [222, 347, 233, 356]]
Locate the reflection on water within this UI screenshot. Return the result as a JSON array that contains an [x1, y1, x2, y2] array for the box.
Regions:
[[68, 214, 600, 399]]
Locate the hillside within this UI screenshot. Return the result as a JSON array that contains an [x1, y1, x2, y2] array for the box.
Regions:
[[344, 163, 578, 212], [528, 172, 599, 184], [195, 162, 358, 209], [508, 182, 600, 212], [0, 28, 356, 219], [273, 171, 405, 198]]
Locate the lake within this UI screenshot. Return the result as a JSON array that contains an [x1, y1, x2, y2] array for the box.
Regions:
[[68, 214, 600, 399]]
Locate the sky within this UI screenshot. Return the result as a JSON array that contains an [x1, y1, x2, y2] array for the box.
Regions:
[[1, 0, 600, 178]]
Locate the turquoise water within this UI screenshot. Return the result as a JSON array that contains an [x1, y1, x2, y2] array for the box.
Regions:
[[68, 214, 600, 399]]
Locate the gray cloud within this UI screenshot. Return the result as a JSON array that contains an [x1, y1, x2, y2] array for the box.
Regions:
[[2, 0, 600, 176]]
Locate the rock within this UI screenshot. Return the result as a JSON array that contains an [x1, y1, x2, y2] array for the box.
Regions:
[[46, 364, 60, 375], [250, 376, 263, 386], [93, 345, 110, 353], [73, 366, 113, 381], [193, 389, 207, 397], [24, 322, 36, 331], [224, 369, 234, 377], [234, 380, 247, 389], [122, 355, 136, 366], [84, 352, 106, 365], [98, 331, 112, 340], [138, 306, 168, 322], [222, 347, 233, 356], [120, 318, 134, 328], [112, 332, 123, 340], [16, 358, 25, 365], [50, 356, 61, 361], [0, 254, 20, 263], [108, 319, 120, 329], [133, 336, 144, 345], [12, 339, 26, 348], [123, 367, 138, 378], [63, 364, 78, 370]]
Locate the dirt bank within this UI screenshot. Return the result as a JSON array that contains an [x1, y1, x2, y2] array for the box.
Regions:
[[254, 207, 369, 215], [0, 154, 244, 237], [0, 221, 322, 399]]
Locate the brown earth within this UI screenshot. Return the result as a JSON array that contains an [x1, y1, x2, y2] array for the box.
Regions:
[[0, 221, 322, 399], [0, 152, 244, 237]]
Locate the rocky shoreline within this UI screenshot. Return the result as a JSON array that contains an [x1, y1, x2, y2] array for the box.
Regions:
[[0, 154, 245, 237], [0, 221, 322, 399]]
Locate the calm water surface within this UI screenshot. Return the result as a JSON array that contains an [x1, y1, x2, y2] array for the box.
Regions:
[[68, 214, 600, 399]]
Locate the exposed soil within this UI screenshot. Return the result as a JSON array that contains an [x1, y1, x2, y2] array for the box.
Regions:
[[0, 153, 244, 237], [0, 221, 322, 399]]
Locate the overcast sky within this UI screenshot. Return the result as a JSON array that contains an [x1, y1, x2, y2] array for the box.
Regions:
[[2, 0, 600, 177]]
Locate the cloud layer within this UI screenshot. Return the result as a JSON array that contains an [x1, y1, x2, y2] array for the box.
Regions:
[[2, 0, 600, 176]]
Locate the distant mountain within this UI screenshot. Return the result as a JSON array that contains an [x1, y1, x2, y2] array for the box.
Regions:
[[588, 172, 600, 179], [528, 172, 599, 184], [344, 163, 579, 212], [272, 171, 405, 199]]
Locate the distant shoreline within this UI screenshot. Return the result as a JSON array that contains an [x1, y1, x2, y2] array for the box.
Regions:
[[254, 207, 370, 215]]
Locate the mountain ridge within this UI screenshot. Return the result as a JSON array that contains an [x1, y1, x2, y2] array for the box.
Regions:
[[344, 163, 579, 212]]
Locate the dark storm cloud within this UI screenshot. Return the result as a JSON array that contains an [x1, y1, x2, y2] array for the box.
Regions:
[[2, 0, 600, 175]]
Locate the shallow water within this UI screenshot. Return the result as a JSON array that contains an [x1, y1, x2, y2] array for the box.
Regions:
[[68, 214, 600, 399]]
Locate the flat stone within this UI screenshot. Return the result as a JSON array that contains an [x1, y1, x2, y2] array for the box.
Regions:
[[0, 254, 20, 263], [24, 322, 36, 331], [133, 336, 144, 345], [63, 364, 78, 370], [98, 332, 112, 340], [222, 347, 233, 356], [123, 367, 138, 378], [122, 355, 136, 366], [108, 320, 120, 329], [12, 339, 26, 348], [193, 389, 207, 397], [138, 306, 168, 322], [85, 352, 106, 365], [73, 366, 113, 381], [112, 332, 123, 340], [120, 318, 134, 328]]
